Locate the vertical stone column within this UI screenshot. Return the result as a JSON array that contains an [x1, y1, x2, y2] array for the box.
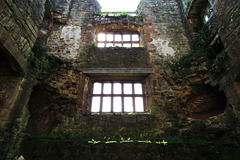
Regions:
[[137, 0, 190, 62], [136, 0, 190, 117]]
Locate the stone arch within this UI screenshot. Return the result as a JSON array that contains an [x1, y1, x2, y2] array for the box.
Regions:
[[187, 0, 211, 24], [0, 43, 25, 76]]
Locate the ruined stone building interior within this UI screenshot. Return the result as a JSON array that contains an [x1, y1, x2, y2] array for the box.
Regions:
[[0, 0, 240, 159]]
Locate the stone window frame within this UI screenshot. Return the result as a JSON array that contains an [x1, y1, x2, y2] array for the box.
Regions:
[[97, 31, 140, 48], [90, 80, 145, 113], [83, 68, 153, 114]]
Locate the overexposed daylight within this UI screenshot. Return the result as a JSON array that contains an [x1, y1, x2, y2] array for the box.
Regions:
[[97, 0, 141, 12]]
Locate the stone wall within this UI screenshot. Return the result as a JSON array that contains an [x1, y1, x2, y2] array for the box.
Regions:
[[186, 0, 240, 133], [0, 0, 47, 73], [26, 0, 237, 133], [0, 0, 240, 159], [137, 0, 190, 61], [210, 0, 240, 134], [26, 0, 230, 139], [47, 0, 100, 62], [0, 0, 49, 159]]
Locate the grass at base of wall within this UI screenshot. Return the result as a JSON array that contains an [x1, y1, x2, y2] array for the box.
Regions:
[[25, 132, 222, 146]]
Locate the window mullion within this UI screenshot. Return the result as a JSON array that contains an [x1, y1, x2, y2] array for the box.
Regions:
[[104, 33, 107, 47], [130, 33, 133, 47], [138, 34, 140, 45], [100, 82, 104, 113], [111, 82, 113, 113], [113, 33, 115, 47], [121, 33, 123, 47], [142, 82, 145, 112], [121, 82, 124, 112], [132, 83, 136, 113]]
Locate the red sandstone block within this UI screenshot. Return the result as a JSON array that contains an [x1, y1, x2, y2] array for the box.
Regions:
[[147, 28, 154, 33], [0, 31, 8, 43], [0, 1, 6, 13], [234, 82, 240, 94], [225, 89, 232, 98], [146, 35, 153, 42], [3, 36, 15, 51]]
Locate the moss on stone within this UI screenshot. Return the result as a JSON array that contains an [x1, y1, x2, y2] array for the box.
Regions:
[[30, 39, 65, 78]]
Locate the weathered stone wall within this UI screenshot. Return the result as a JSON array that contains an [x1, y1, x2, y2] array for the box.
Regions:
[[47, 0, 100, 62], [186, 0, 240, 134], [0, 76, 36, 160], [26, 0, 238, 138], [27, 0, 227, 139], [0, 0, 47, 73], [0, 0, 49, 159], [210, 0, 240, 134], [134, 0, 193, 128], [137, 0, 190, 61]]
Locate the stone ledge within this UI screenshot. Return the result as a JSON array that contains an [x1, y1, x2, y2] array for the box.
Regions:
[[83, 68, 153, 77]]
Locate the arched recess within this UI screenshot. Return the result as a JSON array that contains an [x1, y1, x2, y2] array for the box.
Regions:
[[187, 84, 227, 119], [187, 0, 211, 24], [0, 43, 24, 76], [0, 43, 25, 128]]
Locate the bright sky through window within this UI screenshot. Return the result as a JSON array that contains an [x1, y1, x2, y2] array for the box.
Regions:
[[97, 0, 141, 12], [91, 82, 144, 113]]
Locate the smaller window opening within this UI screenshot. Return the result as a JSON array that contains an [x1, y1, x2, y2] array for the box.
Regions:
[[97, 32, 140, 48], [98, 33, 105, 41], [115, 43, 122, 47], [205, 15, 209, 22], [210, 36, 224, 58], [97, 43, 104, 48], [123, 34, 131, 41], [123, 43, 131, 48], [203, 5, 213, 22], [115, 34, 121, 41], [132, 44, 140, 47], [132, 34, 139, 41], [90, 81, 144, 113], [106, 43, 114, 47], [107, 34, 113, 41]]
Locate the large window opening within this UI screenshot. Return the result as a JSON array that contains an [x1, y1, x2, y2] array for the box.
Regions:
[[97, 0, 141, 12], [90, 81, 144, 113], [97, 32, 140, 48]]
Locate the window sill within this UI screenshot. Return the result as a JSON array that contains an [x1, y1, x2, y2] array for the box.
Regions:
[[90, 112, 151, 116], [83, 68, 153, 78]]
